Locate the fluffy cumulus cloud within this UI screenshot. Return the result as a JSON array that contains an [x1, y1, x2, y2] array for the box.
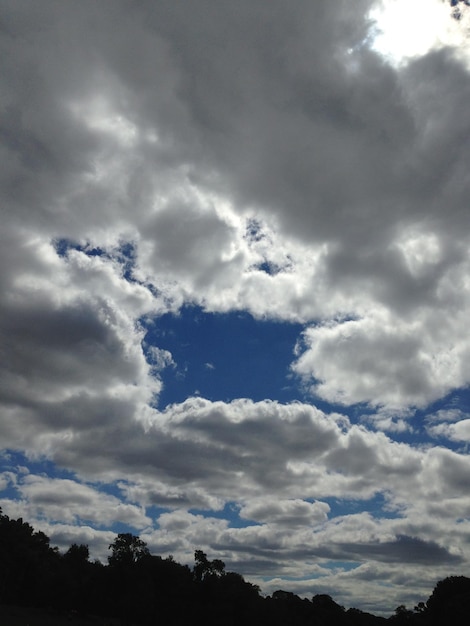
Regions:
[[2, 0, 470, 615], [0, 473, 150, 528]]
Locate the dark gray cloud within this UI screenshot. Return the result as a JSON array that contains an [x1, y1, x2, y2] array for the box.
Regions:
[[336, 535, 462, 566]]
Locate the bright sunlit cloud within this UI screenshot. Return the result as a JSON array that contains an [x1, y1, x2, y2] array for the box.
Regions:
[[369, 0, 470, 66], [69, 96, 138, 146]]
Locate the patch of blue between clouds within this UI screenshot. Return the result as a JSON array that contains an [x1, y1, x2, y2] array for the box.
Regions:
[[323, 493, 402, 521], [144, 306, 306, 409], [54, 236, 467, 448], [413, 388, 470, 449], [145, 304, 464, 442], [253, 260, 285, 276], [54, 237, 104, 259], [0, 449, 76, 485], [53, 238, 137, 282], [189, 502, 260, 529]]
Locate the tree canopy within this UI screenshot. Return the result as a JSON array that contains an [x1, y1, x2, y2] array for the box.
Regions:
[[108, 532, 150, 567]]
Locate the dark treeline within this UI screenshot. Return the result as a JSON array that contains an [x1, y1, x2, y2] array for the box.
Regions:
[[1, 509, 469, 626]]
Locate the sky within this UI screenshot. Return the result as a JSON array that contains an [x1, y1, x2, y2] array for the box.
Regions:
[[1, 0, 470, 616]]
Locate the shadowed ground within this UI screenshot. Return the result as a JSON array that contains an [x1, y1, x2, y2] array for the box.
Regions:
[[0, 605, 119, 626]]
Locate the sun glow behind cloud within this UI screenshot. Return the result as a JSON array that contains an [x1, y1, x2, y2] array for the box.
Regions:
[[69, 96, 138, 147], [370, 0, 470, 66]]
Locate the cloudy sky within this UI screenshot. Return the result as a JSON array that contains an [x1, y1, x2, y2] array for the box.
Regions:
[[2, 0, 470, 615]]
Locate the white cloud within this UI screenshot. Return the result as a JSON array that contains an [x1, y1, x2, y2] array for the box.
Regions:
[[146, 346, 176, 373], [370, 0, 470, 68], [425, 409, 470, 441], [427, 419, 470, 441], [40, 522, 116, 564], [239, 498, 330, 526], [292, 297, 470, 410], [3, 0, 470, 411], [1, 396, 465, 533], [1, 474, 150, 528], [0, 471, 16, 492]]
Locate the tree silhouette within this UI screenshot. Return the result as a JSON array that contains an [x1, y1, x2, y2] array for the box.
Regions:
[[57, 543, 93, 613], [108, 532, 150, 567], [63, 542, 89, 565], [0, 508, 59, 607], [3, 508, 470, 626], [193, 549, 225, 581], [425, 575, 470, 625]]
